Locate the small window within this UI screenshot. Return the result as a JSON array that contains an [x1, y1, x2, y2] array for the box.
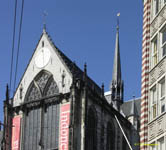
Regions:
[[161, 27, 166, 57], [42, 41, 44, 47], [153, 0, 159, 15], [151, 86, 157, 119], [152, 37, 158, 67], [158, 137, 164, 150], [159, 78, 165, 113], [151, 142, 156, 150], [20, 84, 23, 99], [161, 0, 166, 8]]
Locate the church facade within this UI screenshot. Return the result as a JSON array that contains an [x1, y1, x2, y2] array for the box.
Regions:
[[2, 26, 139, 150]]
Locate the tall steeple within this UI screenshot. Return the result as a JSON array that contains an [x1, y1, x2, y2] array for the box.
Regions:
[[112, 19, 121, 82], [110, 13, 124, 111]]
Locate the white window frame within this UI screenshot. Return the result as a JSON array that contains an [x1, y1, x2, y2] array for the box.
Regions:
[[150, 142, 156, 150], [153, 0, 159, 16], [151, 36, 158, 68], [160, 0, 166, 9], [159, 78, 165, 114], [150, 86, 157, 119], [158, 137, 165, 150], [160, 26, 166, 59], [152, 0, 166, 19]]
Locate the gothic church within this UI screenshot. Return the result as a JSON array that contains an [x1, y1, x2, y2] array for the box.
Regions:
[[2, 25, 139, 150]]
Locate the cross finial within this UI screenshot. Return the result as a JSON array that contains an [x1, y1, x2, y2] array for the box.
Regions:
[[43, 11, 48, 32], [84, 62, 87, 75], [117, 13, 120, 30]]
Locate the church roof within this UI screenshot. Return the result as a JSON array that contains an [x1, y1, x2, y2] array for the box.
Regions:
[[104, 92, 141, 118], [44, 30, 102, 95], [129, 98, 139, 117], [121, 98, 141, 118]]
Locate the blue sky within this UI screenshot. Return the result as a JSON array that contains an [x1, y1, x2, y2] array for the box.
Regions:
[[0, 0, 143, 121]]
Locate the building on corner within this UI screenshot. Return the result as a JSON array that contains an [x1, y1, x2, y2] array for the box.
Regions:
[[141, 0, 166, 150]]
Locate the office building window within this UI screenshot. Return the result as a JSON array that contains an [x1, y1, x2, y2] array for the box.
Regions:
[[151, 86, 157, 119], [159, 78, 165, 113], [161, 0, 166, 8], [158, 137, 164, 150], [152, 37, 158, 67], [152, 0, 166, 18], [153, 0, 159, 15], [151, 142, 156, 150], [161, 27, 166, 57]]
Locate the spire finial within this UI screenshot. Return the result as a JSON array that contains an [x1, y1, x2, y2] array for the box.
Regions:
[[42, 11, 48, 33], [101, 83, 104, 97], [117, 13, 120, 31], [84, 63, 87, 75], [6, 84, 9, 102]]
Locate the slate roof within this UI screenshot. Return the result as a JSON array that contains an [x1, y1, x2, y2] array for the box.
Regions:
[[121, 98, 141, 118], [105, 92, 141, 118], [45, 30, 102, 96]]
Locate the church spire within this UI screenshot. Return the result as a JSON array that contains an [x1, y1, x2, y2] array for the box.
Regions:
[[110, 13, 124, 111], [112, 14, 121, 83]]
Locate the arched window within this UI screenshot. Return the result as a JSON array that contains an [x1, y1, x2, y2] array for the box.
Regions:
[[23, 70, 59, 150], [86, 107, 97, 150], [106, 122, 115, 150], [25, 70, 59, 101]]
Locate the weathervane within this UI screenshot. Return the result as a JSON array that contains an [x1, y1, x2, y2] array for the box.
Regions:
[[117, 12, 120, 30], [43, 10, 48, 31]]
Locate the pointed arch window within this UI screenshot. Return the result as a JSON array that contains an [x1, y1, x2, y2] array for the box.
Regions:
[[26, 82, 42, 101], [44, 76, 59, 97], [25, 70, 59, 102], [86, 107, 97, 150], [23, 70, 60, 150], [106, 122, 115, 150]]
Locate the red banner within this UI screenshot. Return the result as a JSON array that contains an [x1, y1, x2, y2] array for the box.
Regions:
[[11, 116, 21, 150], [59, 103, 70, 150]]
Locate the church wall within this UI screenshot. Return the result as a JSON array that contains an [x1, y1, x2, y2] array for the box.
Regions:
[[13, 33, 72, 107], [87, 97, 133, 150], [11, 98, 71, 150]]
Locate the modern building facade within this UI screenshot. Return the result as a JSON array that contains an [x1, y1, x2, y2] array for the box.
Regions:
[[2, 25, 139, 150], [141, 0, 166, 150]]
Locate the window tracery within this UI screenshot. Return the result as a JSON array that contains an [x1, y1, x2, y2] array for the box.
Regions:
[[35, 72, 51, 93], [27, 83, 41, 101], [25, 70, 59, 102], [24, 70, 60, 150], [44, 78, 59, 96]]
